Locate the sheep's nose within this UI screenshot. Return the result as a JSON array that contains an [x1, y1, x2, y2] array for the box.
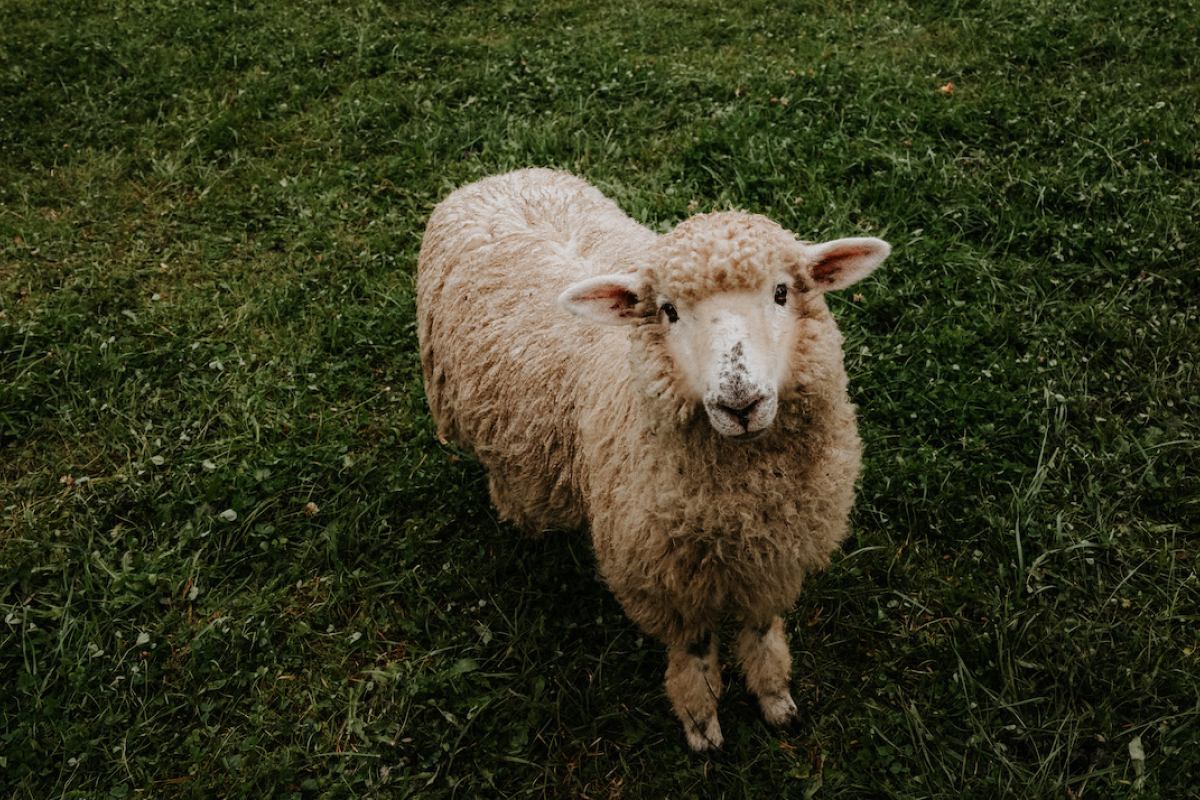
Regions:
[[718, 397, 761, 430]]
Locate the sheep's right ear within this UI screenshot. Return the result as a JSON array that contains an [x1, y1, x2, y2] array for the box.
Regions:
[[558, 274, 644, 326]]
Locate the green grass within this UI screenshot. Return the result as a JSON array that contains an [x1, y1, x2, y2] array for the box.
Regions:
[[2, 0, 1197, 796]]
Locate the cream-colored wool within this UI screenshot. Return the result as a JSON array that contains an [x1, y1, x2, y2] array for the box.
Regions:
[[417, 169, 891, 751]]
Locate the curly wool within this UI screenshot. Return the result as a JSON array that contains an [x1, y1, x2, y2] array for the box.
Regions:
[[646, 212, 809, 305]]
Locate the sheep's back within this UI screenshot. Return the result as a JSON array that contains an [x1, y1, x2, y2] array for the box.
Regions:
[[416, 169, 654, 530]]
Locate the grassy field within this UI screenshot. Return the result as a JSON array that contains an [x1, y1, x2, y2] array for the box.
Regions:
[[2, 0, 1197, 797]]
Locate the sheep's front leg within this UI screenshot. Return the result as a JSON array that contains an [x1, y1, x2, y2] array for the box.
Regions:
[[737, 616, 799, 727], [665, 630, 723, 751]]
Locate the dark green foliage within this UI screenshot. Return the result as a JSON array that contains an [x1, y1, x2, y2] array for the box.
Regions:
[[2, 0, 1197, 796]]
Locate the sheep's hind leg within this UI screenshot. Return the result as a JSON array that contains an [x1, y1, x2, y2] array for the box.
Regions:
[[665, 630, 723, 751], [737, 616, 799, 727]]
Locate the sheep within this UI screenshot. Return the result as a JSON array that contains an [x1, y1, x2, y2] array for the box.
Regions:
[[416, 168, 891, 751]]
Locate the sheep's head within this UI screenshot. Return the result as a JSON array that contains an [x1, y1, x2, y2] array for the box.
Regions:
[[559, 212, 890, 439]]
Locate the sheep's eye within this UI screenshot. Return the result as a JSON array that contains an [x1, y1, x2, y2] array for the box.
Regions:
[[661, 303, 679, 323], [774, 284, 788, 306]]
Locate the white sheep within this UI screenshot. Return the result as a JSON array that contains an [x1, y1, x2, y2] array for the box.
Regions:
[[417, 168, 890, 751]]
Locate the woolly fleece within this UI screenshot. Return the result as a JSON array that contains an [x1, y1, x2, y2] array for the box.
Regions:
[[417, 168, 884, 749]]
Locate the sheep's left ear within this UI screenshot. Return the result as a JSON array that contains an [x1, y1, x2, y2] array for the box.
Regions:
[[558, 274, 644, 326], [805, 237, 891, 292]]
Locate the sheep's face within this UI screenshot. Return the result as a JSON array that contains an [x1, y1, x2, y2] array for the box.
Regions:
[[559, 212, 891, 439], [656, 287, 788, 438]]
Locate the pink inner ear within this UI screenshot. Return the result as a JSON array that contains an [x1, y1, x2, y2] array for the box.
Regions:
[[582, 285, 638, 312], [812, 250, 870, 284]]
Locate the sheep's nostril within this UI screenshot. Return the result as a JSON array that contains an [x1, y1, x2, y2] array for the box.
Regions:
[[720, 398, 760, 430]]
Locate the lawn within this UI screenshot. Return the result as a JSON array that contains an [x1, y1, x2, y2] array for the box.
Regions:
[[1, 0, 1197, 797]]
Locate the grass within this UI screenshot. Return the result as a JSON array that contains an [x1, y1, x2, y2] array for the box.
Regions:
[[1, 0, 1197, 796]]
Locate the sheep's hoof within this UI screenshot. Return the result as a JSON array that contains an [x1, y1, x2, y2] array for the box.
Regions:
[[685, 716, 724, 752], [760, 691, 800, 728]]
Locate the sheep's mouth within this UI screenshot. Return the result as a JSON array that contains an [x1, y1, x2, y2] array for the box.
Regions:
[[703, 394, 778, 439]]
